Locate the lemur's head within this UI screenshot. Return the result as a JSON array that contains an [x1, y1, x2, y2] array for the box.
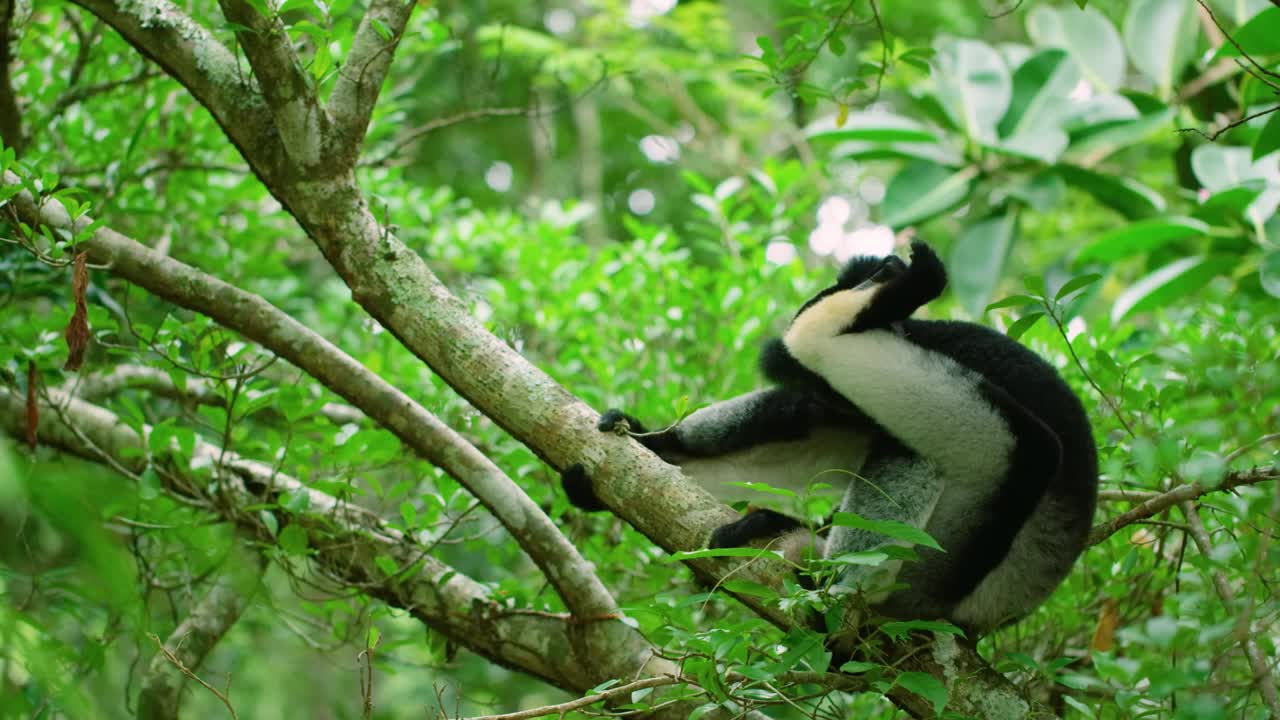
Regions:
[[760, 243, 947, 385]]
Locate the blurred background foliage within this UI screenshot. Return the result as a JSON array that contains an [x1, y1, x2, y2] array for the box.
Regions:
[[1, 0, 1279, 717]]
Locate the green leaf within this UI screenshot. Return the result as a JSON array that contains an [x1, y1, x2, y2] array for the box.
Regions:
[[932, 36, 1011, 142], [896, 671, 949, 715], [831, 512, 943, 551], [1261, 250, 1280, 298], [985, 293, 1041, 311], [725, 480, 797, 497], [374, 555, 399, 576], [1065, 106, 1175, 164], [1191, 143, 1275, 191], [1123, 0, 1200, 97], [998, 176, 1058, 217], [1111, 255, 1235, 322], [1006, 311, 1045, 340], [667, 547, 782, 561], [998, 50, 1081, 140], [1075, 217, 1209, 263], [1212, 7, 1280, 59], [949, 210, 1019, 316], [281, 490, 312, 514], [1026, 5, 1126, 92], [1055, 165, 1165, 219], [278, 524, 309, 556], [1190, 144, 1280, 223], [259, 510, 279, 537], [809, 127, 938, 144], [840, 660, 879, 673], [881, 161, 977, 229], [988, 128, 1069, 164], [720, 580, 779, 599], [1194, 185, 1265, 225], [1253, 108, 1280, 161], [1054, 272, 1104, 300], [399, 501, 417, 527]]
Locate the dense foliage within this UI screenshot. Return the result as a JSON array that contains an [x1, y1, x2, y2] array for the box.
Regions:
[[1, 0, 1278, 718]]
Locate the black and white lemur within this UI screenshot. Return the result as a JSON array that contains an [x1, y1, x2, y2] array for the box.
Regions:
[[562, 242, 1098, 635]]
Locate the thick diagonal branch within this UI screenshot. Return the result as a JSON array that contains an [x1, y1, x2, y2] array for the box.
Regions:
[[4, 172, 619, 622]]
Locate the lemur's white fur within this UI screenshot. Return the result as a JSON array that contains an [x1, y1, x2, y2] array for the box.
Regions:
[[783, 288, 1015, 484], [673, 427, 868, 504]]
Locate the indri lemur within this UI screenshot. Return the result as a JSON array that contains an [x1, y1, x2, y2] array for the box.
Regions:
[[562, 242, 1097, 634]]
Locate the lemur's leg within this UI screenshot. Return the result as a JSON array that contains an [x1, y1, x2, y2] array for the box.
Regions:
[[824, 452, 944, 594]]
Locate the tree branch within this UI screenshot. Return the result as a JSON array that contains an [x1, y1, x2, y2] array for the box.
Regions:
[[138, 553, 267, 720], [3, 172, 622, 623], [1178, 502, 1280, 715], [327, 0, 414, 163], [0, 0, 22, 155], [69, 364, 366, 426], [0, 385, 621, 694], [1088, 465, 1279, 546], [216, 0, 328, 169]]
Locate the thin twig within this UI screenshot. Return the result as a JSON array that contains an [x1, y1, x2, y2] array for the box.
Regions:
[[1177, 503, 1280, 716], [1045, 302, 1139, 438], [363, 69, 610, 167], [1194, 0, 1280, 82], [1089, 466, 1279, 546], [148, 633, 239, 719], [462, 676, 682, 720], [1177, 104, 1280, 142]]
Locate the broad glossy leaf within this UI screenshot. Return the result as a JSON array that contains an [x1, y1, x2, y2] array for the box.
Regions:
[[1076, 217, 1209, 263], [896, 672, 949, 715], [1060, 93, 1140, 133], [1002, 171, 1066, 212], [985, 294, 1041, 311], [1066, 106, 1175, 164], [932, 36, 1011, 143], [831, 512, 943, 550], [1006, 311, 1045, 340], [998, 50, 1081, 140], [1193, 185, 1265, 226], [1055, 272, 1104, 300], [989, 129, 1069, 164], [1027, 5, 1126, 92], [1212, 7, 1280, 59], [1055, 165, 1165, 218], [1253, 109, 1280, 161], [818, 113, 963, 165], [1262, 250, 1280, 298], [809, 127, 938, 144], [1207, 0, 1271, 24], [1123, 0, 1200, 97], [1111, 255, 1235, 322], [949, 210, 1019, 316], [1191, 143, 1280, 223], [880, 161, 977, 228]]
